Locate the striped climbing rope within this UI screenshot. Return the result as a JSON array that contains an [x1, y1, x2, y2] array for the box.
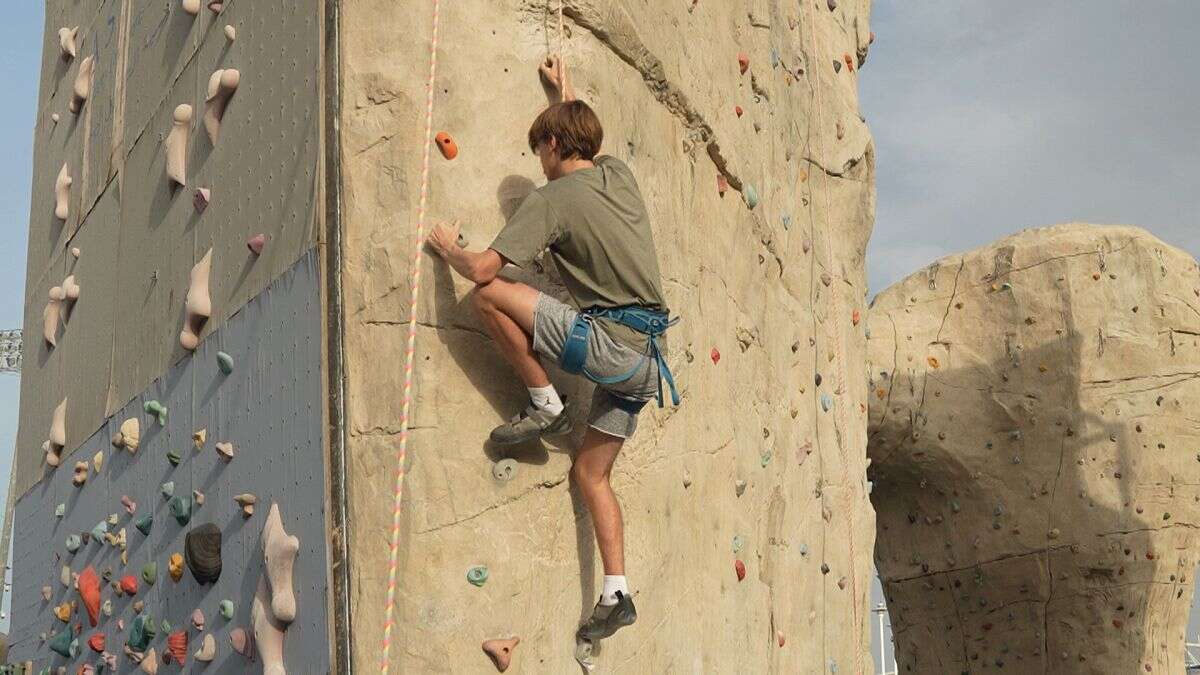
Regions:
[[379, 0, 443, 670], [800, 2, 866, 673]]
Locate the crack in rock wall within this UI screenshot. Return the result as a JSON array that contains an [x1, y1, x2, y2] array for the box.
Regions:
[[339, 0, 876, 671], [867, 223, 1200, 674]]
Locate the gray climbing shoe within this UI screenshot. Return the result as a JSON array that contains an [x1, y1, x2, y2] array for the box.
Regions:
[[576, 591, 637, 641], [489, 403, 571, 445]]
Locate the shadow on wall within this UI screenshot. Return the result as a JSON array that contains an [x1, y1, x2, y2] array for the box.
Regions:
[[868, 333, 1196, 674]]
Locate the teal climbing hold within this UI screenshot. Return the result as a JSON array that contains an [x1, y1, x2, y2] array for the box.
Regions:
[[161, 481, 175, 498], [127, 614, 155, 651], [48, 624, 75, 657], [745, 184, 759, 209], [216, 351, 234, 375], [820, 393, 833, 411], [135, 514, 153, 536], [168, 495, 193, 526], [65, 534, 81, 553], [142, 562, 158, 586], [467, 566, 489, 587], [91, 521, 107, 541], [219, 599, 235, 619], [144, 400, 168, 425]]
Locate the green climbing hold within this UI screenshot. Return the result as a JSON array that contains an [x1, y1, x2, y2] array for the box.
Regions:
[[467, 566, 489, 587], [127, 614, 156, 651], [135, 514, 153, 536], [142, 562, 158, 586], [48, 624, 76, 657], [219, 599, 235, 619], [216, 351, 234, 375], [161, 481, 175, 498], [55, 503, 65, 518], [65, 534, 81, 553], [161, 618, 171, 633], [167, 448, 182, 466], [91, 521, 108, 541], [144, 399, 168, 425], [745, 184, 759, 209], [760, 449, 773, 467], [168, 495, 193, 526]]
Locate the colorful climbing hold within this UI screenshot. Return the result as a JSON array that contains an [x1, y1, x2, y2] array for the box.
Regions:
[[852, 309, 860, 326], [216, 351, 234, 374], [168, 553, 185, 583], [216, 441, 236, 461], [78, 565, 101, 626], [820, 393, 833, 411], [87, 632, 105, 653], [717, 174, 729, 195], [142, 562, 158, 586], [143, 400, 167, 426], [167, 448, 182, 466], [737, 53, 750, 74], [832, 59, 842, 74], [711, 347, 720, 364], [119, 575, 138, 596], [135, 514, 152, 536], [927, 356, 940, 369], [164, 630, 188, 665], [247, 234, 267, 255], [161, 481, 175, 498], [66, 534, 82, 553], [168, 495, 193, 525], [219, 599, 235, 620], [734, 559, 746, 581], [127, 615, 155, 651], [49, 624, 76, 657], [234, 493, 257, 517], [435, 131, 458, 160], [467, 566, 490, 587], [732, 534, 744, 553], [744, 184, 759, 209], [483, 637, 520, 672], [734, 105, 744, 117]]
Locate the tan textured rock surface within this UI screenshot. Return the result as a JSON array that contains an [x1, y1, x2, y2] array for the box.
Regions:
[[341, 0, 877, 671], [867, 224, 1200, 674]]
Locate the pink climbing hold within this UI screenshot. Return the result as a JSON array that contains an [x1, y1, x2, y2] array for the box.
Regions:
[[246, 234, 267, 255], [193, 188, 210, 213], [710, 347, 720, 365], [121, 495, 137, 515], [737, 53, 749, 75], [734, 559, 746, 581], [777, 630, 785, 647]]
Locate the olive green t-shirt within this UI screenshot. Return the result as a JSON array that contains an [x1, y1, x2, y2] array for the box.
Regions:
[[489, 155, 668, 349]]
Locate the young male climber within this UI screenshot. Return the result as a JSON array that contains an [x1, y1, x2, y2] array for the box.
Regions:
[[426, 55, 679, 642]]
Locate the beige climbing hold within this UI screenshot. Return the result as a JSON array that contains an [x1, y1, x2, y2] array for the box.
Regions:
[[61, 275, 80, 302], [43, 296, 62, 347], [113, 417, 140, 452], [194, 633, 216, 662], [71, 247, 80, 258], [61, 565, 71, 587], [216, 441, 235, 461], [193, 488, 205, 506], [51, 113, 60, 123], [262, 503, 300, 623], [204, 69, 240, 145], [180, 248, 213, 350], [55, 163, 72, 221], [166, 104, 193, 186], [193, 429, 207, 449], [72, 461, 88, 486], [224, 25, 236, 42], [58, 27, 79, 60], [181, 0, 201, 15], [92, 450, 104, 473], [252, 575, 287, 674], [42, 585, 52, 601], [49, 396, 67, 450], [140, 648, 159, 674], [69, 56, 94, 114], [234, 493, 257, 517]]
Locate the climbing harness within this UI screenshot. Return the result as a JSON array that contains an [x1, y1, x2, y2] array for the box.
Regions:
[[380, 0, 443, 670], [559, 307, 681, 409]]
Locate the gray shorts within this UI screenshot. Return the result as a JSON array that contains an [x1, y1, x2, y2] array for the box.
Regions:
[[532, 293, 661, 439]]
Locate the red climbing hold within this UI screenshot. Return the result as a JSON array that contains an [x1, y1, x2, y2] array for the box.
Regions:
[[734, 105, 744, 118], [435, 131, 458, 160], [737, 53, 750, 75], [88, 632, 105, 653], [78, 566, 101, 627], [164, 630, 188, 665], [777, 630, 786, 647], [734, 559, 746, 581], [716, 175, 729, 195], [119, 575, 138, 596], [851, 309, 860, 326], [710, 347, 720, 365], [246, 233, 267, 255]]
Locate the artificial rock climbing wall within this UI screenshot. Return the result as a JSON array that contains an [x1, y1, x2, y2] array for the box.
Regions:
[[11, 0, 331, 671], [866, 224, 1200, 674], [340, 0, 876, 672]]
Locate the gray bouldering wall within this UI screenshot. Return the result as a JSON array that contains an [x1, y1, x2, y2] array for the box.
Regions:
[[867, 224, 1200, 674], [7, 253, 330, 671]]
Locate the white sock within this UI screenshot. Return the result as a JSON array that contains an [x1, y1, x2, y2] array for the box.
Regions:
[[600, 575, 629, 606], [528, 384, 564, 415]]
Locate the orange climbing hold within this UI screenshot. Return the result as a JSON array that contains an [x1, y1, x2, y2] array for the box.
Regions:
[[78, 565, 101, 627], [844, 53, 854, 72], [88, 633, 105, 653], [927, 356, 940, 369], [851, 309, 860, 326], [435, 132, 458, 160], [737, 53, 749, 74], [119, 575, 138, 596]]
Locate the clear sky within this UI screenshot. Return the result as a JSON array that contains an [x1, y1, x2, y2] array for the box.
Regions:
[[0, 0, 1197, 664]]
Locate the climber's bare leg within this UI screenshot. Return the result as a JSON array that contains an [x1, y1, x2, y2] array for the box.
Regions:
[[571, 427, 625, 575], [473, 277, 550, 387]]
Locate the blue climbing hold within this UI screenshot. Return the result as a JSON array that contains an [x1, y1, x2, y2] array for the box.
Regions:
[[745, 184, 759, 209], [820, 393, 833, 411], [781, 214, 792, 229]]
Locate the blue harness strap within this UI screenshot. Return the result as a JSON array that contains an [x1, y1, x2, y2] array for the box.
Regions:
[[557, 306, 681, 408]]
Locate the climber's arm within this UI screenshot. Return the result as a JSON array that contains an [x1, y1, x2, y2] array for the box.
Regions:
[[427, 222, 504, 284], [539, 55, 576, 102]]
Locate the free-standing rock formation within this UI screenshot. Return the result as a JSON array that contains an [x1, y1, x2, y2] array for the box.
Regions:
[[867, 224, 1200, 674]]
